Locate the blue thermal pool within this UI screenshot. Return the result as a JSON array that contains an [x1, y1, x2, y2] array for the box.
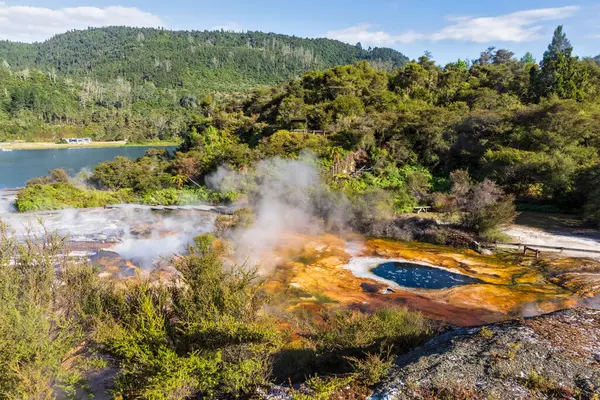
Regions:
[[371, 262, 485, 289]]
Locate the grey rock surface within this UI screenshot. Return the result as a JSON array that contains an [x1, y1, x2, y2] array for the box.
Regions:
[[373, 308, 600, 399]]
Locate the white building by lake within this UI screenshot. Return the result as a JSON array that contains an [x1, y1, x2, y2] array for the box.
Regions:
[[62, 138, 92, 144]]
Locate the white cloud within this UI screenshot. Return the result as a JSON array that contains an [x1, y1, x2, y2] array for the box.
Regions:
[[0, 5, 163, 43], [431, 6, 579, 43], [326, 6, 579, 46], [326, 24, 424, 46]]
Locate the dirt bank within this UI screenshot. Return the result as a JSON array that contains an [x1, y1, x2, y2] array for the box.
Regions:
[[0, 140, 179, 150]]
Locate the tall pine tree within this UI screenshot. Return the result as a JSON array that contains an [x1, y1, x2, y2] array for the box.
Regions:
[[535, 25, 587, 100]]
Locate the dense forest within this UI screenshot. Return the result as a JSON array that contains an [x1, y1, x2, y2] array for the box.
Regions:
[[0, 27, 407, 142], [17, 27, 600, 230]]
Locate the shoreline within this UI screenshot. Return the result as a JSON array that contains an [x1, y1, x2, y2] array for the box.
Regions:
[[0, 141, 180, 151]]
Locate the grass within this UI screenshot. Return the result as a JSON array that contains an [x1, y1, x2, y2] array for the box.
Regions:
[[523, 370, 578, 397], [479, 326, 494, 338]]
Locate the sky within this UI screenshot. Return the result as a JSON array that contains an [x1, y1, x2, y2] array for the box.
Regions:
[[0, 0, 598, 64]]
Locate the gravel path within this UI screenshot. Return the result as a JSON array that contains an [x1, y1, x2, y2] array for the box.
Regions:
[[503, 225, 600, 259]]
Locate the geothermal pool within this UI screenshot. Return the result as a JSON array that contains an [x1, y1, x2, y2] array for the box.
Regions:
[[371, 261, 485, 289], [3, 207, 598, 326], [342, 256, 484, 291]]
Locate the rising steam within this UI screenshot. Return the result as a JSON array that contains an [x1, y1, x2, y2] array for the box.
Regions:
[[208, 153, 350, 270], [3, 205, 216, 269], [2, 155, 350, 271]]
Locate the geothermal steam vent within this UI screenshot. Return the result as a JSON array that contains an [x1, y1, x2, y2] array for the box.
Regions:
[[344, 257, 484, 290]]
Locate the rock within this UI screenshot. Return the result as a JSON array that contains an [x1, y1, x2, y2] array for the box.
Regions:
[[373, 309, 600, 400]]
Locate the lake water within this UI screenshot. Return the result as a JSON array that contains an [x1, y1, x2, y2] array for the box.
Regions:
[[371, 261, 484, 289], [0, 146, 176, 189]]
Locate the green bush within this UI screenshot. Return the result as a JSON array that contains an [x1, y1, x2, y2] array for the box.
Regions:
[[259, 130, 329, 158], [15, 183, 238, 213], [276, 307, 430, 384], [90, 237, 282, 398], [347, 352, 394, 386], [15, 183, 136, 212], [141, 187, 234, 206], [0, 222, 92, 398], [93, 154, 173, 193], [312, 308, 429, 354], [461, 195, 517, 238], [292, 375, 354, 400]]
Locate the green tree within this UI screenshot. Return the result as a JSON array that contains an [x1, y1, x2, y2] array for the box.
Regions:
[[535, 25, 588, 100], [520, 52, 536, 64]]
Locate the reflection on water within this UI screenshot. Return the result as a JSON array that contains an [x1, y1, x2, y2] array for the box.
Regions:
[[372, 261, 484, 289]]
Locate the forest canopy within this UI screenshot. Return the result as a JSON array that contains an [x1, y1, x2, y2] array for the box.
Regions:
[[0, 27, 407, 142], [9, 26, 600, 227]]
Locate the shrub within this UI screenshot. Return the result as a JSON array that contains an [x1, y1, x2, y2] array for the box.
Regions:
[[259, 130, 329, 158], [292, 375, 354, 400], [0, 222, 91, 397], [15, 184, 234, 212], [15, 183, 136, 212], [523, 370, 576, 397], [93, 155, 173, 193], [50, 168, 70, 183], [91, 237, 282, 398], [312, 308, 429, 355], [348, 187, 397, 230], [232, 207, 255, 229], [461, 195, 517, 238], [451, 171, 517, 237], [347, 351, 394, 386], [479, 326, 494, 338], [294, 308, 429, 379], [26, 168, 70, 186], [362, 217, 476, 248]]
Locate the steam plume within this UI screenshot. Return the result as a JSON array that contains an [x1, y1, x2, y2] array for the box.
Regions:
[[208, 154, 350, 270]]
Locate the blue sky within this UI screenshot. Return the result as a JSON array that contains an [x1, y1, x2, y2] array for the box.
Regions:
[[1, 0, 599, 63]]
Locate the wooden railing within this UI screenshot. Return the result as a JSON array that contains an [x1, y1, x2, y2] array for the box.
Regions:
[[487, 242, 600, 255]]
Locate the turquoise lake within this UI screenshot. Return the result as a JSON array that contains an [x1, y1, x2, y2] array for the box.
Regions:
[[0, 146, 176, 189]]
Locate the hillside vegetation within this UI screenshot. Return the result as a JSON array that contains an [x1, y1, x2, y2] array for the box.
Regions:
[[19, 26, 600, 235], [0, 27, 407, 89], [0, 27, 406, 142]]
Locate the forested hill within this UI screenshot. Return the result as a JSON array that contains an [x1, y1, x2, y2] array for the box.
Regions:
[[0, 27, 408, 91]]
